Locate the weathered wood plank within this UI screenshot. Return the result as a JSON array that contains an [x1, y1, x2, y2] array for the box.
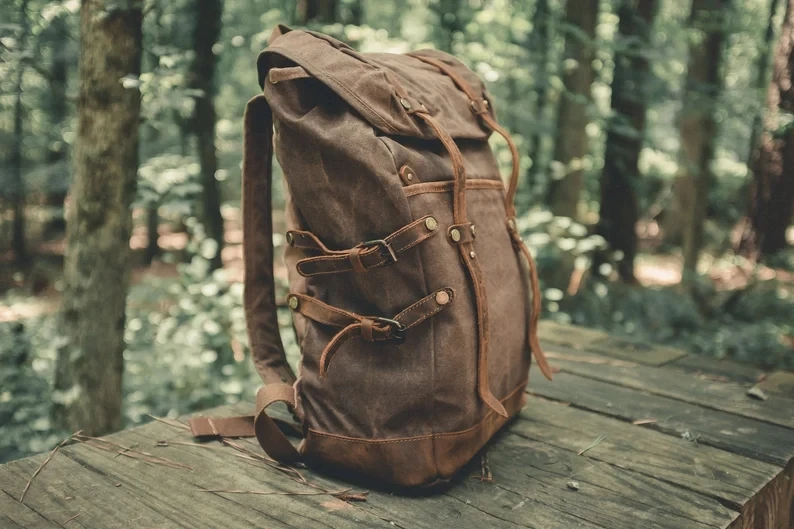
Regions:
[[753, 371, 794, 399], [1, 451, 186, 528], [729, 459, 794, 529], [515, 397, 782, 509], [252, 402, 738, 528], [0, 487, 62, 529], [544, 344, 794, 429], [133, 408, 606, 529], [539, 322, 686, 366], [485, 433, 734, 529], [668, 355, 766, 385], [528, 369, 794, 466]]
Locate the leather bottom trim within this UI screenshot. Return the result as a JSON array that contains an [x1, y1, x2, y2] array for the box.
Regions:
[[300, 380, 528, 487]]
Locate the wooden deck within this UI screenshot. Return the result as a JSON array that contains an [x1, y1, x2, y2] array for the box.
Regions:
[[1, 322, 793, 529]]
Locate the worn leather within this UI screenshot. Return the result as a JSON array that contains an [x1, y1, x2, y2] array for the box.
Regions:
[[209, 25, 554, 487]]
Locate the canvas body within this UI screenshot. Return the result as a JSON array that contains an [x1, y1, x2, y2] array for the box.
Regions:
[[190, 25, 552, 488]]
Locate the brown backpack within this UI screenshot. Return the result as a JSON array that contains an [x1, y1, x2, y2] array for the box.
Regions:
[[189, 25, 553, 488]]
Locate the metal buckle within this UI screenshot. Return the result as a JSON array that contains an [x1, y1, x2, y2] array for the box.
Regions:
[[357, 239, 398, 265], [372, 317, 406, 344]]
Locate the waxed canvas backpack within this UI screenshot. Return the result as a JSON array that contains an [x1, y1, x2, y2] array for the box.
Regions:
[[189, 24, 553, 488]]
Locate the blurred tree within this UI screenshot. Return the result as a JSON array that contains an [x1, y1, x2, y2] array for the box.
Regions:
[[596, 0, 658, 282], [670, 0, 732, 273], [740, 0, 794, 258], [189, 0, 225, 270], [10, 0, 31, 266], [41, 8, 72, 240], [53, 0, 143, 436], [430, 0, 464, 53], [548, 0, 598, 219], [297, 0, 338, 23], [746, 0, 783, 166], [525, 0, 552, 194]]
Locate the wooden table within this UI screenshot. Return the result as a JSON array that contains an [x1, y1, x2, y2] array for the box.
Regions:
[[2, 322, 793, 528]]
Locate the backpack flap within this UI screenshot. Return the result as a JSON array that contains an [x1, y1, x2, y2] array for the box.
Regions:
[[258, 28, 496, 141]]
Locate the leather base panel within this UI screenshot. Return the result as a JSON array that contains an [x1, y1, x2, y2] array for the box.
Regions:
[[300, 380, 527, 487]]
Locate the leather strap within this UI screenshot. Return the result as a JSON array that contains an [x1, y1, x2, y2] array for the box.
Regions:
[[188, 383, 302, 463], [193, 92, 302, 466], [408, 54, 522, 218], [290, 215, 439, 276], [414, 109, 507, 418], [411, 55, 553, 384], [508, 218, 553, 381], [289, 288, 455, 377], [242, 95, 297, 386]]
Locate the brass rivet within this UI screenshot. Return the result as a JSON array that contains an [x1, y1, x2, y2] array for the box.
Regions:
[[450, 228, 461, 242], [425, 217, 438, 231], [285, 232, 294, 246], [288, 296, 299, 310], [507, 218, 517, 232], [470, 251, 476, 258], [470, 224, 477, 237], [435, 290, 450, 305], [400, 98, 412, 110], [406, 171, 414, 181]]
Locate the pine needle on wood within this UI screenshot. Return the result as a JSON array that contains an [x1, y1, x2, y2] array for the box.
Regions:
[[578, 434, 608, 456], [62, 513, 82, 525], [147, 414, 190, 431], [19, 430, 81, 503]]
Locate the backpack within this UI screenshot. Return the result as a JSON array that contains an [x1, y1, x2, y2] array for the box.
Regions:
[[189, 24, 553, 488]]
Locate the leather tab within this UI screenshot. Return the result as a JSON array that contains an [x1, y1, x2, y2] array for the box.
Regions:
[[189, 415, 255, 439], [447, 222, 475, 245]]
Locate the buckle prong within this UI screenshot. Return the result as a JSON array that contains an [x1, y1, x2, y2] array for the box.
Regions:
[[372, 317, 406, 344], [357, 239, 398, 264]]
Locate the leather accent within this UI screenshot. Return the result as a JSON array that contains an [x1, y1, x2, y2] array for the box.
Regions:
[[292, 215, 438, 277], [403, 179, 505, 197], [447, 222, 476, 245], [292, 288, 456, 377], [242, 96, 296, 386], [189, 383, 302, 464], [253, 383, 301, 462], [399, 164, 419, 185], [268, 65, 312, 84], [415, 109, 507, 418], [301, 380, 527, 487], [189, 415, 255, 438], [408, 54, 522, 218]]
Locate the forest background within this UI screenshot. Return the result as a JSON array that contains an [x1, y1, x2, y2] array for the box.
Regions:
[[1, 0, 793, 462]]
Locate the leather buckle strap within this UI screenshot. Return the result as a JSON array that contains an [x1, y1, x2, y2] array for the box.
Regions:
[[188, 382, 302, 464], [290, 215, 439, 277], [288, 288, 454, 377]]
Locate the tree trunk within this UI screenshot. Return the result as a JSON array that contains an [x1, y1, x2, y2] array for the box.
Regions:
[[547, 0, 598, 219], [10, 0, 30, 266], [189, 0, 224, 270], [669, 0, 731, 273], [596, 0, 658, 282], [297, 0, 338, 23], [747, 0, 783, 164], [53, 0, 143, 437], [741, 0, 794, 258], [42, 12, 71, 240], [522, 0, 551, 214]]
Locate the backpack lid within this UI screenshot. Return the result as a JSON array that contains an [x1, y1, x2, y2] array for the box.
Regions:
[[258, 27, 495, 141]]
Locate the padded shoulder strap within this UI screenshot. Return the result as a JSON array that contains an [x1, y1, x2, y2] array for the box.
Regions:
[[242, 95, 297, 386], [187, 96, 302, 464]]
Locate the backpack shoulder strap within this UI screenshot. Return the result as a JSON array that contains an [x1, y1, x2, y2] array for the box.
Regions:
[[188, 94, 302, 464], [242, 94, 297, 387]]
